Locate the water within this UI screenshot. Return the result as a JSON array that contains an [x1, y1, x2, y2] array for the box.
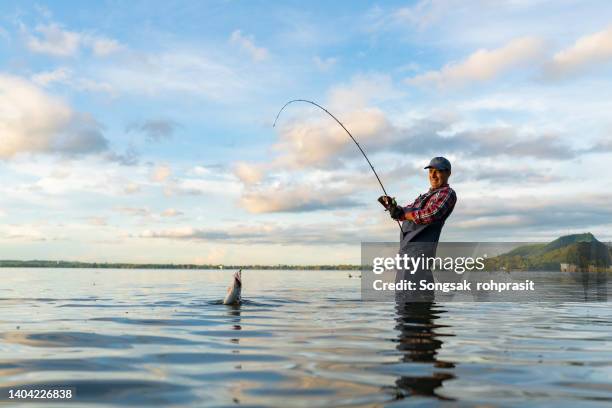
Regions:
[[0, 268, 611, 407]]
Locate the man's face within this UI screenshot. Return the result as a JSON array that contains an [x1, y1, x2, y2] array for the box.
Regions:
[[429, 168, 450, 189]]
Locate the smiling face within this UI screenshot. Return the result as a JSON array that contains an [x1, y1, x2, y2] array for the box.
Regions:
[[428, 168, 450, 189]]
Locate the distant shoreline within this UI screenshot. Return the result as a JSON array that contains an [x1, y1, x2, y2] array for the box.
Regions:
[[0, 260, 361, 270]]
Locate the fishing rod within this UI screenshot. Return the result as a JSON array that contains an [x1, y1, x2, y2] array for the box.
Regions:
[[273, 99, 402, 231]]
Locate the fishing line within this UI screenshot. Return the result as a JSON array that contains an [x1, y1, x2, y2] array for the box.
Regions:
[[273, 99, 402, 230]]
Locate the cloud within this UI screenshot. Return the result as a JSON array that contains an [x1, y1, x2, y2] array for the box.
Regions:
[[451, 193, 612, 236], [93, 49, 249, 100], [31, 67, 72, 86], [115, 207, 151, 217], [328, 73, 404, 110], [150, 165, 171, 182], [233, 162, 265, 185], [137, 221, 366, 245], [313, 55, 338, 71], [447, 128, 577, 159], [104, 147, 139, 166], [1, 224, 67, 241], [163, 174, 242, 197], [408, 37, 545, 87], [123, 183, 141, 194], [240, 182, 363, 213], [90, 36, 122, 56], [127, 119, 179, 142], [24, 22, 122, 57], [140, 227, 232, 241], [387, 116, 581, 160], [454, 214, 527, 229], [5, 225, 46, 241], [25, 23, 81, 56], [546, 25, 612, 79], [455, 163, 562, 184], [230, 30, 268, 61], [2, 158, 147, 198], [273, 107, 392, 169], [161, 208, 183, 217], [87, 216, 107, 226], [390, 0, 454, 31], [0, 74, 109, 159], [585, 137, 612, 153]]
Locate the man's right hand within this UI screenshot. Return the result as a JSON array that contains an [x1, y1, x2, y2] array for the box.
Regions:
[[389, 205, 405, 220]]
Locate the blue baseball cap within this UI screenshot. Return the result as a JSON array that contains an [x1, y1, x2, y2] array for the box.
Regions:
[[424, 157, 451, 171]]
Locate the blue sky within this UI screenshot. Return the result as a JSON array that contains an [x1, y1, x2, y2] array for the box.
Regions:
[[1, 0, 612, 264]]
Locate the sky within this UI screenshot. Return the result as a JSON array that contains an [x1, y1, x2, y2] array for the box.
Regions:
[[1, 0, 612, 265]]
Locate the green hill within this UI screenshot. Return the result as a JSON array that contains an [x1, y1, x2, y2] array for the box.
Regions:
[[543, 232, 598, 252], [486, 233, 612, 271]]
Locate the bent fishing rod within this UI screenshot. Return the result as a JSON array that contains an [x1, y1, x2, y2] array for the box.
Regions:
[[273, 99, 402, 231]]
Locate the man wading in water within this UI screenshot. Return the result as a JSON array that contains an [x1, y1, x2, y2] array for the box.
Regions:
[[379, 157, 457, 300]]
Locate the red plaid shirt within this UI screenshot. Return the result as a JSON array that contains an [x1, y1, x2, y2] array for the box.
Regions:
[[402, 184, 456, 225]]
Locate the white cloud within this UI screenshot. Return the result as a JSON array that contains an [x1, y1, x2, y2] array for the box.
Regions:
[[87, 216, 107, 226], [546, 25, 612, 78], [115, 207, 151, 217], [123, 183, 141, 194], [408, 37, 545, 87], [313, 55, 338, 71], [24, 22, 122, 57], [0, 74, 108, 159], [25, 23, 81, 56], [161, 208, 183, 217], [1, 224, 67, 241], [233, 162, 265, 185], [391, 0, 454, 31], [150, 164, 171, 182], [272, 107, 391, 169], [274, 75, 401, 170], [31, 67, 72, 86], [163, 176, 242, 197], [1, 158, 142, 198], [240, 182, 359, 213], [93, 50, 249, 99], [202, 247, 227, 264], [454, 214, 527, 229], [230, 30, 269, 61], [90, 36, 122, 56], [328, 73, 404, 110]]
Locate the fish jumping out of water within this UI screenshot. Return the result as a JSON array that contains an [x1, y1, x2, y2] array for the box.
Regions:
[[223, 269, 242, 305]]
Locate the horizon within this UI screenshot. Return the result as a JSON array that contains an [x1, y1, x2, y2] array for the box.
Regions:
[[2, 1, 612, 264], [2, 231, 610, 266]]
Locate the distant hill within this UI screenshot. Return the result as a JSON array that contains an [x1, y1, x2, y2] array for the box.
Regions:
[[543, 232, 599, 252], [486, 233, 612, 271]]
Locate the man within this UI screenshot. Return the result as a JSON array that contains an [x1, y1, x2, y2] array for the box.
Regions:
[[379, 157, 457, 298]]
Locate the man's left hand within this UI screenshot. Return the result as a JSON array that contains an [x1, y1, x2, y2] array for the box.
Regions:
[[389, 205, 404, 221]]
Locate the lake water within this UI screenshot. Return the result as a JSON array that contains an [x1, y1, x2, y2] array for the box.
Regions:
[[0, 268, 611, 407]]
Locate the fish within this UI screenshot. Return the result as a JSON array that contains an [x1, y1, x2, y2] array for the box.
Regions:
[[223, 269, 242, 305]]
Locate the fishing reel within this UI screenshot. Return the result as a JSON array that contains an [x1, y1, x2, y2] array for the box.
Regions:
[[378, 195, 405, 221], [377, 195, 397, 211]]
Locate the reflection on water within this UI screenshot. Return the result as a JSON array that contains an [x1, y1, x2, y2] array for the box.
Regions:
[[572, 271, 608, 302], [391, 301, 455, 400], [0, 268, 611, 407]]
